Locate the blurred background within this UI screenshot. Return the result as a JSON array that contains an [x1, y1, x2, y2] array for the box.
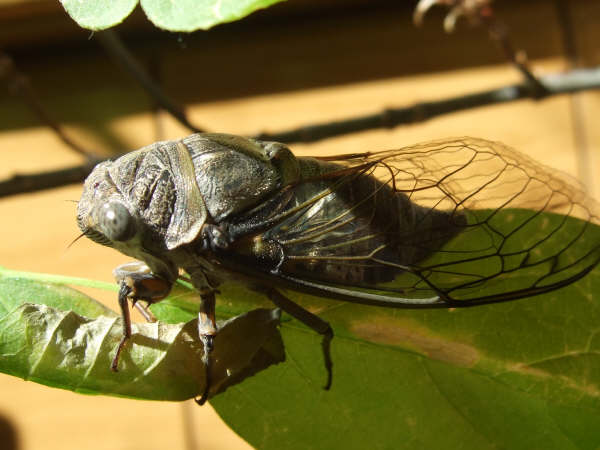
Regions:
[[0, 0, 598, 448]]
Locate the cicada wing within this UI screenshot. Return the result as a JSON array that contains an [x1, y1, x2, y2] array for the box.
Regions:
[[227, 137, 600, 306]]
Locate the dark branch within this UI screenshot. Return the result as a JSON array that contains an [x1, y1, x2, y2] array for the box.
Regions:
[[256, 66, 600, 143], [2, 66, 600, 199], [95, 30, 204, 134], [0, 160, 101, 197]]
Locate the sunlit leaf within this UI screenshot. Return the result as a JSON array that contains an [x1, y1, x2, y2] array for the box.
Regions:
[[60, 0, 138, 31], [59, 0, 287, 31], [141, 0, 286, 32]]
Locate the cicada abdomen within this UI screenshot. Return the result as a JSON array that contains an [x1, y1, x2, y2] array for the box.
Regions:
[[231, 155, 467, 286]]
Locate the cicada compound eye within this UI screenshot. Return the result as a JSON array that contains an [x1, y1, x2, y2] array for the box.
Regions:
[[98, 201, 136, 242]]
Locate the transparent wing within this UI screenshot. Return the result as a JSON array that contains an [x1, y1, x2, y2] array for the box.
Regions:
[[227, 137, 600, 306]]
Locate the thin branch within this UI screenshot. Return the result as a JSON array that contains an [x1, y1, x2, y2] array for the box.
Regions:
[[0, 160, 101, 197], [256, 66, 600, 143], [1, 65, 600, 199], [95, 30, 204, 134], [0, 50, 98, 159]]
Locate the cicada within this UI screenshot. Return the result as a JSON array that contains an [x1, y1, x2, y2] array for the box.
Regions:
[[77, 133, 600, 403]]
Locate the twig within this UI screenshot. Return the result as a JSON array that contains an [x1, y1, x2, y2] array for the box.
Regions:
[[95, 30, 204, 134], [0, 160, 101, 197], [0, 50, 98, 159], [1, 65, 600, 198], [256, 66, 600, 143]]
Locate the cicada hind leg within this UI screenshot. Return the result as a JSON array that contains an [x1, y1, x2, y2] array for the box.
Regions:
[[262, 287, 334, 391], [111, 261, 172, 372]]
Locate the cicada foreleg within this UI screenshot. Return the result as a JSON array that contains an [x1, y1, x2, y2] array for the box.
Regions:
[[264, 288, 333, 390], [111, 261, 172, 372]]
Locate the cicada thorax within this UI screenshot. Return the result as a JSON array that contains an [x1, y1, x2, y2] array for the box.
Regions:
[[182, 133, 283, 223]]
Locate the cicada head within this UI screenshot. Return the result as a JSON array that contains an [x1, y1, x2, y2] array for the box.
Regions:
[[77, 148, 179, 280], [77, 160, 136, 247]]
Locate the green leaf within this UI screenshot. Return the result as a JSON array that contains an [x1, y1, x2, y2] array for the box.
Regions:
[[207, 275, 600, 449], [59, 0, 287, 31], [0, 276, 284, 401], [0, 276, 115, 319], [140, 0, 287, 32], [60, 0, 138, 31]]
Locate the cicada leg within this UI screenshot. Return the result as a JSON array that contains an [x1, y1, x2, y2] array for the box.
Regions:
[[265, 288, 333, 390], [133, 301, 157, 323], [113, 281, 133, 372], [111, 261, 172, 372], [195, 290, 217, 405]]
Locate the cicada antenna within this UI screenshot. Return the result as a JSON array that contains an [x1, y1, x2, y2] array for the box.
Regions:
[[66, 232, 86, 250]]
